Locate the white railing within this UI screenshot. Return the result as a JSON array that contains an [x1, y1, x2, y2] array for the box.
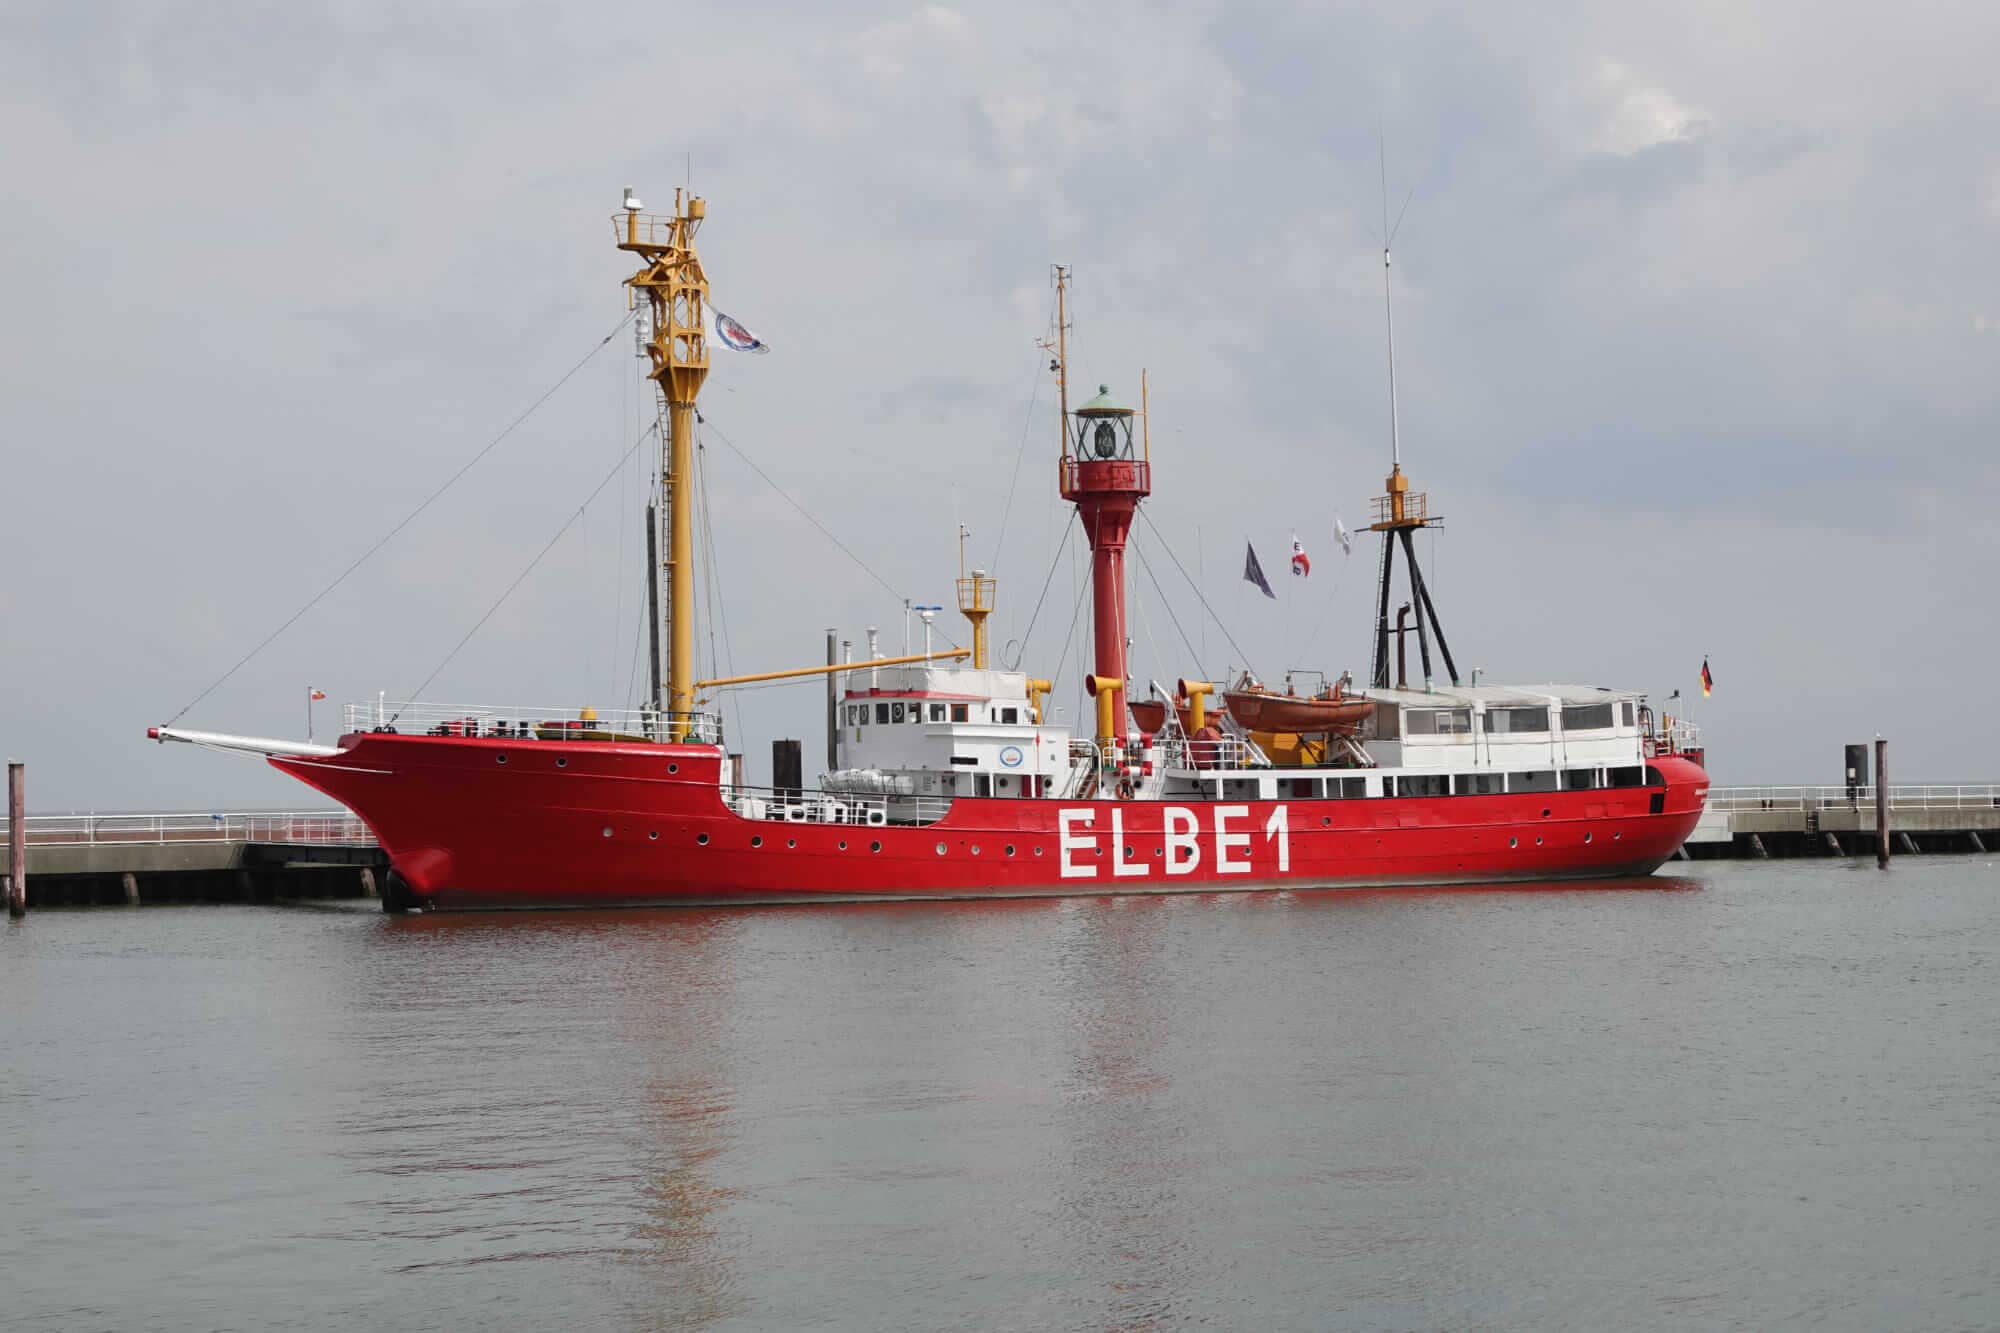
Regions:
[[340, 701, 723, 745], [722, 784, 952, 828], [1707, 785, 2000, 813], [3, 811, 376, 848]]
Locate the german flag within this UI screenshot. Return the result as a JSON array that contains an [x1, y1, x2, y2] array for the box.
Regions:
[[1700, 658, 1714, 698]]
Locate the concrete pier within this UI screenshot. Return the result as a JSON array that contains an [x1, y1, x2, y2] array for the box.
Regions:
[[0, 810, 385, 907], [1687, 785, 2000, 860]]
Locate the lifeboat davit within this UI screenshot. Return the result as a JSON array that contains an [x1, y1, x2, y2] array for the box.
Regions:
[[1222, 680, 1371, 734]]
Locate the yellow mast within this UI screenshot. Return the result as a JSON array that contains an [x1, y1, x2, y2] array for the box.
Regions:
[[616, 188, 710, 738]]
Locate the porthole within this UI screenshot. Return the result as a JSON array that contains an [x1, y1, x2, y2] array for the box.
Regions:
[[1541, 807, 1550, 818], [649, 831, 658, 841], [601, 827, 613, 838], [870, 840, 882, 853], [557, 757, 568, 768], [971, 845, 981, 856], [1153, 847, 1162, 858], [1613, 831, 1622, 841], [838, 840, 848, 850], [697, 832, 710, 846], [1034, 847, 1044, 856], [1509, 837, 1519, 848], [1321, 816, 1330, 826], [668, 762, 679, 774], [1584, 832, 1593, 844], [751, 835, 763, 848], [1535, 836, 1544, 846], [1124, 845, 1134, 859], [1005, 845, 1016, 856], [496, 754, 508, 765], [787, 838, 797, 849]]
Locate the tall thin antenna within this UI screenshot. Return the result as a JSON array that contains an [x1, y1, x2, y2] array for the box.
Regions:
[[1379, 134, 1402, 473]]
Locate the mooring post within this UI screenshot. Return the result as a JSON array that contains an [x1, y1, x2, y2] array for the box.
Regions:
[[359, 867, 379, 898], [7, 761, 24, 917], [122, 872, 140, 906], [1875, 737, 1890, 869]]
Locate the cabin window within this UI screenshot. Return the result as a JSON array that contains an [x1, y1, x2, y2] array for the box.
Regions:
[[928, 704, 945, 722], [1561, 703, 1615, 731], [1483, 706, 1550, 734], [1454, 773, 1505, 795], [1645, 766, 1666, 786], [1621, 701, 1636, 728], [909, 703, 921, 724], [875, 703, 890, 725], [1608, 765, 1644, 788], [950, 704, 969, 723], [1397, 774, 1450, 797], [1000, 707, 1019, 725], [1337, 777, 1367, 799], [1222, 777, 1261, 801], [891, 701, 906, 723], [1283, 777, 1319, 799], [1370, 703, 1400, 740], [1510, 770, 1559, 793], [1562, 769, 1597, 791], [1406, 708, 1473, 736], [975, 773, 992, 797]]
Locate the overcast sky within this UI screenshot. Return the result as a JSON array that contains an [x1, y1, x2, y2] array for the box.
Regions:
[[3, 0, 1996, 810]]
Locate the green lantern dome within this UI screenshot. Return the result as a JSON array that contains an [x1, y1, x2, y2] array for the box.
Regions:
[[1075, 384, 1134, 417]]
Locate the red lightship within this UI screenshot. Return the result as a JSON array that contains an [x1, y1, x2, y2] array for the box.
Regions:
[[151, 192, 1708, 910]]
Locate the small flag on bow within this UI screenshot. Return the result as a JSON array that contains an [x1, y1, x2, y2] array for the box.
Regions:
[[1290, 534, 1311, 578], [1243, 542, 1276, 599], [1700, 658, 1714, 698]]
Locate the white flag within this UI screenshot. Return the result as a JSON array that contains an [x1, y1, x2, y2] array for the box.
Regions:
[[1334, 515, 1352, 556], [703, 304, 771, 354]]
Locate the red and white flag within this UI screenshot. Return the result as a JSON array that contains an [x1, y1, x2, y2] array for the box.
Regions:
[[1290, 533, 1311, 577], [309, 688, 327, 701]]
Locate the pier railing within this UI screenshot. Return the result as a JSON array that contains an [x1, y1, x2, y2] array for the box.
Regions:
[[3, 811, 376, 848], [340, 701, 723, 745], [1707, 785, 2000, 813]]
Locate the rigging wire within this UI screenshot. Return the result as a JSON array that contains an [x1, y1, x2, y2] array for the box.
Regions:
[[165, 310, 638, 725], [699, 415, 907, 607], [1130, 532, 1204, 679], [693, 428, 746, 749], [391, 419, 656, 719], [1135, 509, 1258, 674], [985, 288, 1060, 578], [1010, 514, 1077, 669]]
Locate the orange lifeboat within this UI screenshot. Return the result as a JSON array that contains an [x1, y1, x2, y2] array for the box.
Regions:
[[1222, 678, 1371, 734], [1129, 697, 1224, 735]]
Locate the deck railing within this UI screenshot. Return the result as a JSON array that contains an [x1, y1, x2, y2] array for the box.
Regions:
[[1706, 785, 2000, 813], [723, 784, 952, 828], [2, 811, 376, 848], [340, 701, 723, 745]]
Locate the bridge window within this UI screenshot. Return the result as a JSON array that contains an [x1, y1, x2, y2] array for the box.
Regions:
[[1454, 773, 1505, 795], [875, 703, 890, 725], [1000, 707, 1019, 725], [892, 701, 906, 723], [929, 704, 945, 722], [1510, 770, 1559, 794], [1562, 769, 1598, 791], [1607, 765, 1644, 788], [1483, 706, 1549, 734], [1397, 774, 1450, 797], [950, 704, 969, 723], [1283, 777, 1320, 799], [1561, 703, 1615, 730], [1336, 777, 1367, 799], [1621, 701, 1636, 727], [1223, 777, 1262, 801]]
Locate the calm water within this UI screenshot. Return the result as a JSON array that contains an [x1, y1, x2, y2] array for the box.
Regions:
[[4, 860, 1997, 1331]]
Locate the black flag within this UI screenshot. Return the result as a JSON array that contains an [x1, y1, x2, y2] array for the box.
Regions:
[[1243, 542, 1276, 600]]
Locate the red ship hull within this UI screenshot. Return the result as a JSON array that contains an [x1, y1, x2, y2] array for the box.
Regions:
[[272, 734, 1709, 911]]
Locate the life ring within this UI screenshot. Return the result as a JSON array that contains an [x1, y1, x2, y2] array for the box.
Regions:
[[1116, 775, 1135, 800]]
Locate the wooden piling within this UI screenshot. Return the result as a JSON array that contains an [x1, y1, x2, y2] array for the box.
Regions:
[[122, 872, 140, 906], [1748, 833, 1769, 859], [7, 761, 24, 917], [1875, 737, 1890, 869], [360, 867, 379, 898], [1972, 832, 1988, 854]]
